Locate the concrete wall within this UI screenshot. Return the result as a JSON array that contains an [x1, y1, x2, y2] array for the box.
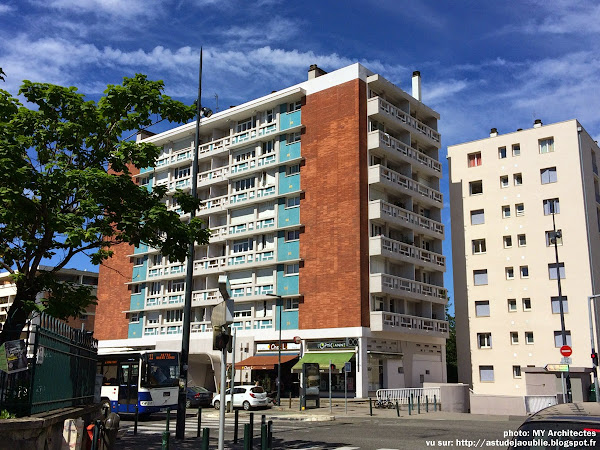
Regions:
[[440, 384, 470, 412], [470, 393, 526, 415]]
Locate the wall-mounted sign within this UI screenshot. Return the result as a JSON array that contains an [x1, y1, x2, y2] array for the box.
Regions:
[[0, 340, 28, 374], [256, 342, 301, 352], [306, 338, 358, 351]]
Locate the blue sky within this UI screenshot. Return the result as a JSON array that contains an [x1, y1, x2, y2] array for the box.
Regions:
[[1, 0, 600, 311]]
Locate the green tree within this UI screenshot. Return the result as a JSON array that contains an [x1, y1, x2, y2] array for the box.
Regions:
[[445, 300, 457, 382], [0, 75, 210, 344]]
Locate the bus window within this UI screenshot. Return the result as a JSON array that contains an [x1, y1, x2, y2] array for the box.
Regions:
[[141, 353, 180, 388], [100, 362, 118, 386]]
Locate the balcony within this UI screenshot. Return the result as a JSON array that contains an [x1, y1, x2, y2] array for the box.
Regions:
[[370, 273, 446, 304], [198, 194, 229, 215], [147, 264, 186, 278], [198, 166, 229, 187], [192, 288, 222, 306], [227, 249, 275, 267], [367, 97, 441, 147], [370, 311, 449, 337], [229, 185, 276, 205], [368, 131, 441, 176], [369, 200, 444, 238], [193, 256, 227, 274], [369, 236, 445, 271], [368, 165, 442, 207]]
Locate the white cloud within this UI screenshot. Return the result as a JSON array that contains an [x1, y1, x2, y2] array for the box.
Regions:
[[0, 4, 15, 14], [32, 0, 160, 18], [423, 79, 469, 104]]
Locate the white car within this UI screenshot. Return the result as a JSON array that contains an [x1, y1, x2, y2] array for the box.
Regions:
[[212, 385, 270, 411]]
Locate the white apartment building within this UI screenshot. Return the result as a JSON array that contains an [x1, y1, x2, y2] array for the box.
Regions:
[[449, 119, 600, 406]]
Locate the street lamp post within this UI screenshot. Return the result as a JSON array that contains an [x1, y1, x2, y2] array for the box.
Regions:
[[589, 295, 600, 402], [551, 207, 571, 402], [266, 293, 283, 406]]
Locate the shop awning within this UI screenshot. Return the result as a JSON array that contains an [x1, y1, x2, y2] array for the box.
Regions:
[[291, 352, 355, 371], [235, 354, 298, 370]]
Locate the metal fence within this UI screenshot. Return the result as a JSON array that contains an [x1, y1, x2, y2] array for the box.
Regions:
[[0, 313, 98, 417], [376, 387, 441, 405]]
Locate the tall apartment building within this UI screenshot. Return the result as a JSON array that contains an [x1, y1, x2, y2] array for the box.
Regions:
[[95, 63, 448, 398], [449, 119, 600, 402]]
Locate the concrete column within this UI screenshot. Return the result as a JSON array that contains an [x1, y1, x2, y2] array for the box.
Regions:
[[355, 337, 369, 398]]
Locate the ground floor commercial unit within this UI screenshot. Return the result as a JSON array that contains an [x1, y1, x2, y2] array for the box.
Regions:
[[98, 326, 446, 398]]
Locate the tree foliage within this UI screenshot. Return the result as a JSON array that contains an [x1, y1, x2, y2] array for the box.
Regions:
[[445, 300, 458, 382], [0, 75, 210, 344]]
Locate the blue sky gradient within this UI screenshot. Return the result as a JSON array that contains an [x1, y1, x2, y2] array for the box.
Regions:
[[2, 0, 599, 312]]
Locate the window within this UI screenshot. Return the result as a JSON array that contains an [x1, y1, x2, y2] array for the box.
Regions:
[[498, 147, 507, 159], [469, 180, 483, 195], [129, 313, 140, 323], [165, 309, 183, 323], [473, 269, 488, 286], [554, 331, 572, 347], [512, 144, 521, 156], [545, 230, 562, 246], [477, 333, 492, 349], [508, 299, 517, 312], [134, 257, 144, 266], [167, 280, 185, 293], [500, 175, 509, 188], [541, 167, 557, 184], [506, 267, 514, 280], [174, 166, 190, 179], [468, 152, 482, 167], [520, 266, 529, 278], [262, 140, 275, 154], [149, 282, 161, 296], [513, 366, 522, 378], [522, 298, 532, 311], [513, 173, 522, 186], [543, 198, 560, 215], [525, 331, 534, 344], [288, 100, 301, 112], [515, 203, 524, 216], [286, 196, 300, 208], [479, 365, 494, 382], [234, 177, 255, 192], [132, 284, 142, 294], [233, 238, 253, 253], [539, 137, 555, 154], [472, 239, 486, 254], [510, 332, 519, 345], [551, 296, 568, 314], [286, 164, 300, 176], [285, 298, 299, 310], [518, 234, 527, 247], [140, 176, 150, 186], [234, 149, 255, 162], [152, 254, 163, 266], [285, 230, 300, 242], [237, 116, 255, 133], [548, 263, 566, 280], [264, 109, 274, 123], [284, 263, 299, 275], [470, 209, 485, 225], [475, 301, 490, 317], [502, 205, 511, 218], [503, 235, 513, 248], [287, 132, 301, 144]]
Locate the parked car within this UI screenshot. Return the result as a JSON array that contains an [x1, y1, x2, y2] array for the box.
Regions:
[[186, 386, 213, 408], [509, 402, 600, 449], [212, 385, 270, 411]]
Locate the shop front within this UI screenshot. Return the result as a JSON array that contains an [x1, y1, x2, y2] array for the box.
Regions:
[[292, 338, 358, 397]]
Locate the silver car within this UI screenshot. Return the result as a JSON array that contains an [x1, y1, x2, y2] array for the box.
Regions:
[[212, 385, 269, 411]]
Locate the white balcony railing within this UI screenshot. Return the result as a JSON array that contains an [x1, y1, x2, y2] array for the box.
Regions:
[[373, 165, 442, 204], [198, 166, 229, 185], [373, 97, 441, 144], [373, 200, 444, 236], [371, 273, 447, 300], [372, 131, 442, 174], [372, 236, 445, 267], [193, 256, 227, 272], [371, 311, 449, 334]]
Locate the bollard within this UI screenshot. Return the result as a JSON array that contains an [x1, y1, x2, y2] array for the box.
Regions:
[[166, 408, 171, 432], [426, 395, 429, 413], [408, 396, 412, 415], [434, 394, 437, 411], [261, 423, 268, 450], [162, 431, 170, 450], [268, 420, 273, 450], [261, 414, 266, 427], [418, 396, 421, 414], [396, 400, 400, 417], [134, 405, 139, 436], [289, 391, 292, 409], [202, 427, 210, 450], [243, 423, 251, 450], [369, 397, 373, 416], [234, 409, 239, 444], [249, 412, 254, 448], [197, 407, 202, 438]]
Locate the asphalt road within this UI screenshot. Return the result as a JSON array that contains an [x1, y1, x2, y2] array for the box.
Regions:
[[118, 412, 524, 449]]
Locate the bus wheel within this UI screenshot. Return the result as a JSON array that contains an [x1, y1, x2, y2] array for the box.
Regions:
[[214, 400, 220, 410]]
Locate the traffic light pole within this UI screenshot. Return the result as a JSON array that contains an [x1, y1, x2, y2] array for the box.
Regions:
[[589, 295, 600, 402], [218, 344, 227, 450]]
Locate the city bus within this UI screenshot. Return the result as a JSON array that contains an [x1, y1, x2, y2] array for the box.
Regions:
[[97, 350, 180, 415]]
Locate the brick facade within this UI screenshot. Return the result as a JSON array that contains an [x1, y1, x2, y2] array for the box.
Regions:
[[299, 79, 370, 329]]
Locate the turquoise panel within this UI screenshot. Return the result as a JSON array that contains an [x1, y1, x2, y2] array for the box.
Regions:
[[276, 269, 299, 296], [134, 244, 149, 254], [145, 177, 153, 193], [277, 201, 300, 227], [278, 169, 300, 195], [279, 141, 301, 163], [277, 233, 299, 261], [132, 257, 148, 282], [128, 317, 143, 339], [140, 167, 153, 174], [280, 310, 298, 330], [130, 288, 145, 311], [280, 110, 301, 131]]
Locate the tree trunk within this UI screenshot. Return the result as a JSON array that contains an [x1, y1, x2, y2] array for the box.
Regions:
[[0, 285, 36, 346]]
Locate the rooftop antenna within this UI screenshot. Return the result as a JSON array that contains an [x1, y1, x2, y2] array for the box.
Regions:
[[214, 93, 219, 112]]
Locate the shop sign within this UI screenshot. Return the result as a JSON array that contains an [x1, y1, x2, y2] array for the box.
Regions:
[[0, 339, 28, 374], [256, 342, 301, 352], [306, 338, 358, 351]]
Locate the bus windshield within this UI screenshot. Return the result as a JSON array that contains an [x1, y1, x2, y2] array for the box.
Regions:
[[142, 352, 180, 388]]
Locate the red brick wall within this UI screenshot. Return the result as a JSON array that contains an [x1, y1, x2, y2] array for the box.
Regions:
[[298, 79, 370, 329]]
